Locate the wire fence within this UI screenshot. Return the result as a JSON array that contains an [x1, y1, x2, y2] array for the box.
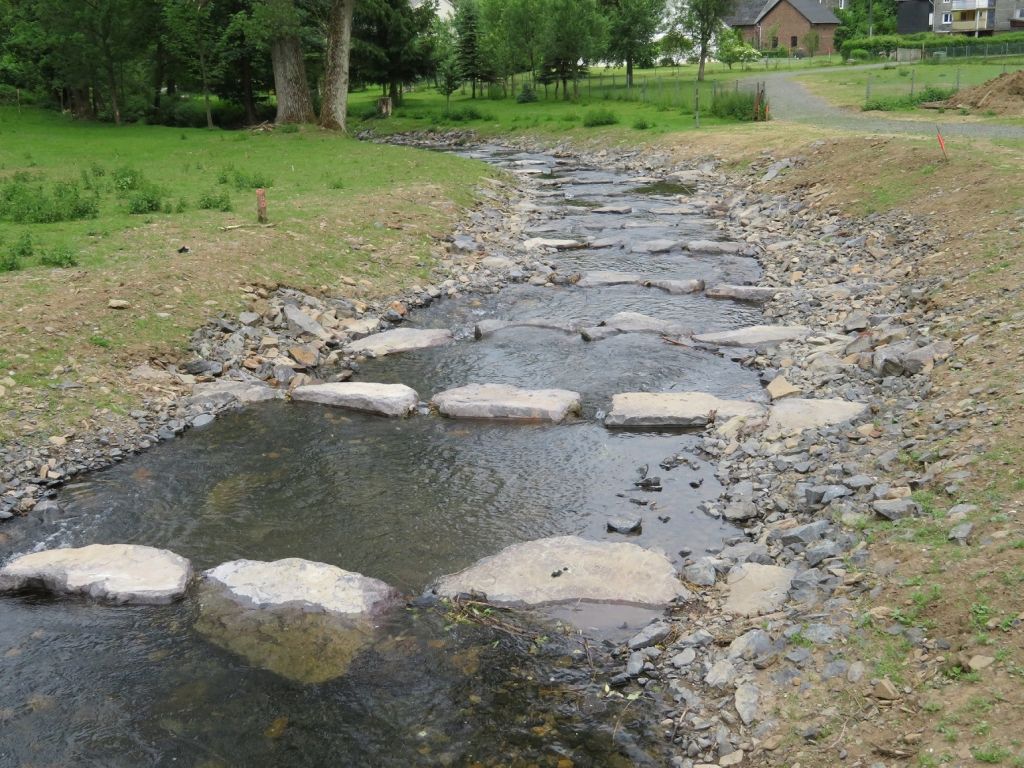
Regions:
[[862, 62, 1024, 106], [896, 40, 1024, 62]]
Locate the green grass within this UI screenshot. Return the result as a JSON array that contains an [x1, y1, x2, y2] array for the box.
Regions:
[[798, 59, 1024, 113]]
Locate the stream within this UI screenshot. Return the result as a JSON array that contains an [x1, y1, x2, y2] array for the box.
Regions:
[[0, 145, 766, 766]]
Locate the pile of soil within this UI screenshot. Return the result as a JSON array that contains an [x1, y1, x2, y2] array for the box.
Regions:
[[939, 70, 1024, 115]]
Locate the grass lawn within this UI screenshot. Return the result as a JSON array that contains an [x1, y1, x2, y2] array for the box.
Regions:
[[797, 57, 1024, 113], [0, 107, 491, 443]]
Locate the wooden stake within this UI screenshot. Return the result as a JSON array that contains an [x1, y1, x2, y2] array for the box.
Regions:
[[256, 188, 268, 224]]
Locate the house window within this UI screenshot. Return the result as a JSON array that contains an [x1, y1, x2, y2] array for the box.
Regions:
[[771, 35, 779, 47], [840, 0, 845, 8], [942, 12, 952, 22], [791, 35, 799, 47]]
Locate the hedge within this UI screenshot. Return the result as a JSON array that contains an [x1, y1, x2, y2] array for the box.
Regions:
[[839, 31, 1024, 60]]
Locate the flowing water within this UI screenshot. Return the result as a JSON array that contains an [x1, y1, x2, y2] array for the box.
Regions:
[[0, 146, 764, 766]]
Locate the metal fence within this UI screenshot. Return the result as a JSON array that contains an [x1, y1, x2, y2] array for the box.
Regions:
[[863, 62, 1024, 105], [896, 40, 1024, 62]]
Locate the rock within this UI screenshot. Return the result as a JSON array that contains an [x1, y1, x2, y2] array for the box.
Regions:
[[671, 648, 697, 668], [872, 678, 900, 700], [872, 498, 921, 521], [605, 392, 765, 428], [522, 237, 583, 251], [576, 271, 643, 288], [288, 344, 319, 369], [772, 519, 830, 546], [107, 299, 130, 309], [480, 255, 514, 270], [625, 651, 646, 676], [734, 683, 761, 725], [581, 312, 690, 341], [239, 311, 261, 325], [967, 655, 994, 671], [628, 621, 672, 649], [948, 522, 973, 545], [721, 750, 745, 767], [630, 239, 679, 254], [685, 240, 748, 255], [593, 204, 633, 214], [431, 383, 581, 422], [766, 376, 801, 401], [705, 285, 780, 303], [431, 536, 687, 606], [198, 558, 400, 684], [338, 316, 380, 337], [683, 557, 719, 586], [728, 629, 773, 660], [694, 325, 810, 348], [291, 382, 419, 417], [0, 544, 192, 604], [346, 327, 453, 357], [191, 380, 283, 404], [766, 398, 867, 436], [847, 661, 866, 683], [607, 515, 642, 534], [705, 659, 737, 688], [283, 304, 330, 340], [643, 278, 705, 295], [723, 563, 794, 617]]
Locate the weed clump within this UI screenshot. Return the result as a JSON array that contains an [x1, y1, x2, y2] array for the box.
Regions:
[[583, 108, 618, 127], [39, 245, 78, 268], [198, 189, 233, 212], [0, 175, 99, 223], [709, 91, 768, 121], [218, 165, 273, 189]]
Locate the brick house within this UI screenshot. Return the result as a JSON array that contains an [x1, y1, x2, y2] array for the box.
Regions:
[[726, 0, 842, 53]]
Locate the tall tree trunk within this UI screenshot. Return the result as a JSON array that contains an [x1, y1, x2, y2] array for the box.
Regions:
[[698, 38, 709, 81], [319, 0, 355, 131], [561, 76, 569, 100], [198, 46, 214, 129], [388, 80, 401, 106], [626, 56, 634, 88], [105, 62, 121, 125], [271, 35, 315, 124], [153, 40, 166, 109], [241, 58, 257, 125]]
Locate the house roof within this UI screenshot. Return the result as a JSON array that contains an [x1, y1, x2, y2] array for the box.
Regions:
[[754, 0, 841, 24], [724, 0, 771, 27]]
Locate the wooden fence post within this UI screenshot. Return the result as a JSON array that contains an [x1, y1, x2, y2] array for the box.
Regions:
[[256, 189, 268, 224]]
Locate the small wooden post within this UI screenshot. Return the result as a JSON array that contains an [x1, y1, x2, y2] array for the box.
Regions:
[[256, 188, 268, 224], [377, 97, 393, 117]]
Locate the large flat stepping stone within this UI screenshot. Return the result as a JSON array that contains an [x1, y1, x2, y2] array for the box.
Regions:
[[198, 558, 400, 684], [685, 240, 749, 255], [581, 312, 690, 342], [767, 398, 867, 436], [0, 544, 192, 605], [522, 237, 584, 251], [346, 327, 453, 357], [694, 325, 810, 347], [651, 205, 702, 215], [291, 382, 418, 416], [643, 278, 704, 295], [432, 536, 687, 606], [706, 284, 782, 303], [605, 392, 766, 428], [593, 204, 633, 214], [474, 318, 578, 339], [630, 239, 679, 254], [577, 271, 643, 288], [191, 380, 283, 404], [723, 563, 794, 617], [432, 383, 581, 422]]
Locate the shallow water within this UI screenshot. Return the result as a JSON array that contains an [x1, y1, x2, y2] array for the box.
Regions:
[[0, 144, 765, 766]]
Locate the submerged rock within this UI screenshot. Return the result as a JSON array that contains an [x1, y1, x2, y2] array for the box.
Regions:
[[346, 328, 453, 357], [605, 392, 765, 428], [431, 535, 687, 606], [431, 383, 581, 422], [197, 558, 401, 684], [581, 311, 691, 341], [291, 382, 419, 417], [0, 544, 192, 605]]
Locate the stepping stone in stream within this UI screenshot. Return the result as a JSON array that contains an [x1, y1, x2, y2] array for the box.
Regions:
[[705, 285, 782, 303], [474, 319, 578, 339], [604, 392, 766, 428], [650, 205, 702, 216], [766, 398, 867, 436], [345, 327, 453, 357], [431, 536, 688, 606], [643, 278, 705, 295], [576, 271, 643, 288], [581, 312, 691, 341], [190, 380, 283, 405], [592, 204, 634, 214], [521, 237, 584, 251], [291, 383, 419, 417], [693, 325, 810, 348], [432, 383, 581, 422], [197, 558, 401, 684], [630, 239, 679, 254], [0, 544, 192, 605], [684, 240, 749, 255]]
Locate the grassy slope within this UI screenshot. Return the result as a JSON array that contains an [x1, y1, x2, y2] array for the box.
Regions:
[[0, 108, 491, 443], [797, 57, 1024, 113]]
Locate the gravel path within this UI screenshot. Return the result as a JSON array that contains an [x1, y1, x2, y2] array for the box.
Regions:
[[754, 68, 1024, 140]]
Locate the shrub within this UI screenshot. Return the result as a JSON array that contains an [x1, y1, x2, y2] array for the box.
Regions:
[[516, 85, 538, 103], [849, 48, 871, 61], [710, 90, 767, 121], [863, 85, 954, 111], [112, 166, 144, 193], [198, 189, 233, 211], [39, 245, 78, 268], [582, 108, 618, 127], [175, 198, 188, 213], [633, 118, 653, 130], [126, 186, 164, 214], [218, 165, 272, 189], [0, 178, 99, 223], [447, 106, 489, 122], [0, 250, 20, 272], [11, 233, 33, 260]]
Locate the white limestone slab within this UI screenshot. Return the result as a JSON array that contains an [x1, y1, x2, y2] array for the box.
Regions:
[[291, 382, 419, 416], [766, 398, 868, 436], [346, 327, 453, 357], [605, 392, 766, 428], [693, 325, 810, 347], [432, 383, 581, 422]]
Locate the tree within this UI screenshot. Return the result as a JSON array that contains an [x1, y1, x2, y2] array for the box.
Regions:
[[602, 0, 666, 88], [676, 0, 734, 80], [162, 0, 219, 129], [658, 27, 692, 66], [802, 29, 820, 57], [541, 0, 606, 100], [433, 19, 461, 113], [351, 0, 436, 105], [834, 0, 896, 49], [254, 0, 315, 124], [320, 0, 354, 130], [453, 0, 487, 98], [716, 28, 759, 69]]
